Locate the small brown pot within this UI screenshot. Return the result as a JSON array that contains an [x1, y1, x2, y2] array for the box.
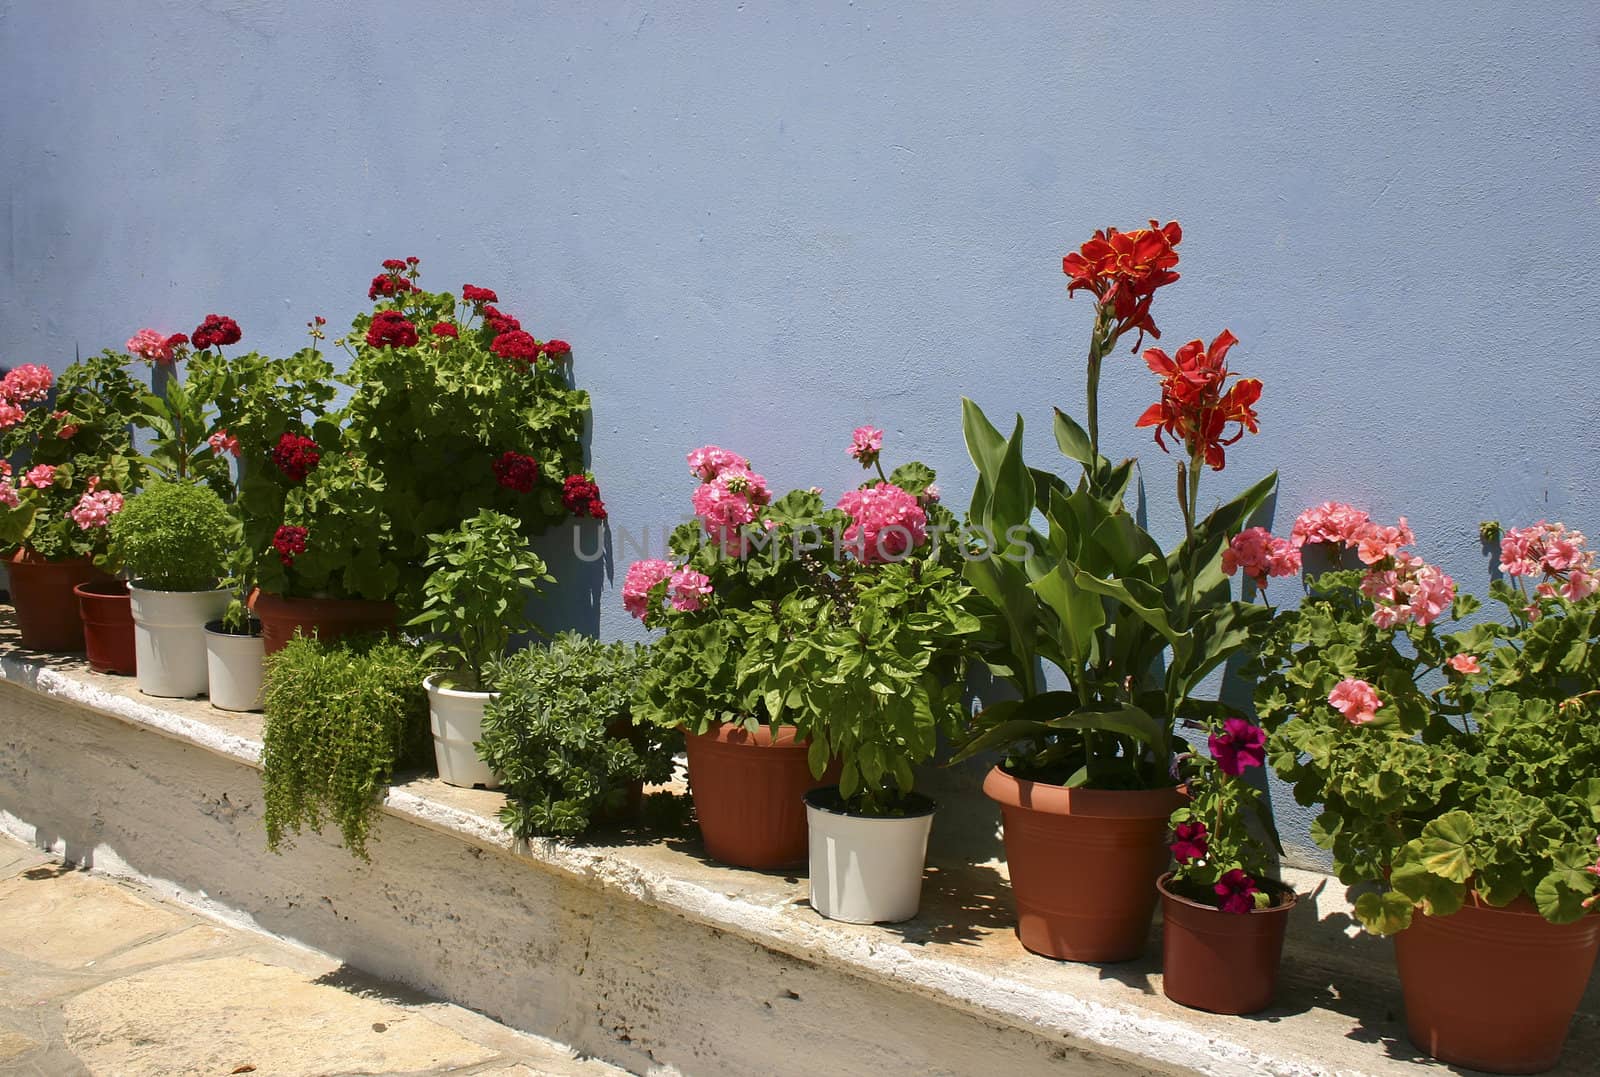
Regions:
[[73, 579, 136, 675], [1158, 872, 1296, 1014], [8, 551, 106, 652], [683, 721, 838, 869], [1394, 894, 1600, 1073], [984, 766, 1183, 962], [249, 590, 399, 655]]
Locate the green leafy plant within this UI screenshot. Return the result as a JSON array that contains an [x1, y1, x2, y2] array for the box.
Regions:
[[1167, 716, 1282, 912], [260, 636, 431, 860], [407, 509, 552, 691], [479, 633, 679, 838], [107, 480, 234, 591], [1254, 518, 1600, 933], [136, 374, 232, 493]]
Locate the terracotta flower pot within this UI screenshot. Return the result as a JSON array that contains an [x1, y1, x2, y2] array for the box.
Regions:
[[249, 590, 398, 655], [984, 766, 1183, 962], [1394, 894, 1600, 1073], [683, 721, 839, 869], [74, 579, 137, 675], [8, 551, 106, 652], [1158, 872, 1296, 1014]]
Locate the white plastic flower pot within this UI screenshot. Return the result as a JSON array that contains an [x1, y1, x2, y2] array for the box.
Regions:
[[204, 622, 265, 712], [805, 786, 936, 924], [128, 585, 231, 698], [425, 675, 500, 789]]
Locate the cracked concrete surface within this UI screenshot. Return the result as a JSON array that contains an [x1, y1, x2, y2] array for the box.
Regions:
[[0, 833, 624, 1077]]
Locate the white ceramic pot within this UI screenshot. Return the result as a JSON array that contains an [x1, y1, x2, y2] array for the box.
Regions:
[[424, 675, 499, 789], [804, 786, 936, 924], [128, 584, 230, 698], [204, 622, 265, 712]]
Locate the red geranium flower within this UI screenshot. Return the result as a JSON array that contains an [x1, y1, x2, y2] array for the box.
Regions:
[[492, 451, 539, 493], [368, 274, 418, 301], [431, 321, 459, 338], [461, 284, 498, 305], [164, 333, 189, 351], [366, 310, 419, 349], [381, 258, 407, 272], [191, 314, 242, 350], [491, 330, 540, 365], [271, 432, 321, 482], [1062, 220, 1182, 347], [543, 339, 571, 360], [562, 474, 605, 518], [273, 525, 309, 566], [1214, 869, 1261, 915], [482, 306, 522, 333], [1135, 329, 1261, 471], [1207, 717, 1267, 777], [1171, 821, 1209, 865]]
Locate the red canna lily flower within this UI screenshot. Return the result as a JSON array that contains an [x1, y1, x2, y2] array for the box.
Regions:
[[1135, 329, 1261, 470], [1062, 220, 1182, 347]]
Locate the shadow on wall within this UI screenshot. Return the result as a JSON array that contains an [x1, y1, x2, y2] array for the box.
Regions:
[[525, 521, 608, 638]]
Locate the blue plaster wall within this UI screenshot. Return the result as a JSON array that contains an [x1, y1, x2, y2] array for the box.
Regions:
[[3, 1, 1598, 864]]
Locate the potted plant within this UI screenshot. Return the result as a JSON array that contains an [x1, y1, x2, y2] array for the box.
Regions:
[[261, 635, 431, 860], [107, 481, 234, 697], [205, 546, 267, 712], [478, 633, 679, 837], [734, 429, 975, 923], [1254, 512, 1600, 1073], [337, 259, 599, 614], [408, 509, 552, 789], [0, 353, 144, 653], [952, 220, 1280, 961], [1159, 715, 1295, 1014], [629, 445, 839, 870]]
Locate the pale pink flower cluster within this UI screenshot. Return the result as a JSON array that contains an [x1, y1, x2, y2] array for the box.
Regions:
[[1360, 551, 1456, 628], [208, 429, 242, 457], [622, 559, 675, 619], [837, 482, 928, 564], [668, 567, 713, 612], [848, 425, 884, 465], [1222, 526, 1301, 588], [21, 464, 55, 490], [1499, 521, 1598, 603], [686, 445, 749, 482], [0, 402, 24, 430], [0, 468, 17, 509], [70, 487, 125, 531], [1291, 501, 1370, 548], [1328, 678, 1382, 725], [1446, 653, 1481, 675], [691, 466, 771, 555], [0, 364, 54, 404], [125, 329, 175, 363]]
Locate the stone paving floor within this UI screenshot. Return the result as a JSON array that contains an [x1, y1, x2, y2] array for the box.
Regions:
[[0, 834, 626, 1077]]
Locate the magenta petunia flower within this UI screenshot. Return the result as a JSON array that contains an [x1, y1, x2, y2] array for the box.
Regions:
[[1207, 717, 1266, 777], [1171, 820, 1208, 865], [1214, 868, 1261, 914]]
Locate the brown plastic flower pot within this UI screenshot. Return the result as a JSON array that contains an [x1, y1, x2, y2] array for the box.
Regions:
[[984, 765, 1183, 962], [249, 590, 399, 655], [8, 551, 106, 653], [1158, 872, 1296, 1015], [683, 722, 839, 869], [74, 578, 136, 675], [1394, 894, 1600, 1073]]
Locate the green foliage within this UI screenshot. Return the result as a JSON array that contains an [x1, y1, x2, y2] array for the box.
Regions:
[[479, 634, 679, 838], [1167, 721, 1281, 907], [407, 510, 552, 691], [954, 399, 1275, 790], [260, 636, 430, 860], [136, 375, 232, 492], [107, 480, 234, 591], [1253, 570, 1600, 933], [0, 350, 146, 562]]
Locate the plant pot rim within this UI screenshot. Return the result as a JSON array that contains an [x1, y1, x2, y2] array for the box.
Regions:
[[250, 589, 397, 611], [691, 719, 805, 744], [8, 549, 93, 566], [804, 785, 937, 820], [128, 581, 230, 596], [1157, 871, 1298, 916], [983, 763, 1183, 817], [423, 673, 498, 701], [73, 579, 131, 599], [204, 619, 263, 639]]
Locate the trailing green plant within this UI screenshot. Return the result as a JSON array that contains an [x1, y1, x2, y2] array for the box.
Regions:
[[260, 635, 431, 860], [479, 633, 679, 838], [1253, 517, 1600, 933], [407, 509, 551, 692], [106, 480, 234, 591]]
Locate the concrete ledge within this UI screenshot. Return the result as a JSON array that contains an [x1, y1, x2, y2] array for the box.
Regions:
[[1, 625, 1596, 1076]]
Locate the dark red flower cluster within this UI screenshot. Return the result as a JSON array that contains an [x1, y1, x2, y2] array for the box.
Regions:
[[483, 306, 521, 333], [191, 314, 241, 350], [273, 525, 309, 566], [491, 330, 540, 365], [366, 310, 419, 349], [1134, 329, 1261, 471], [430, 321, 458, 339], [271, 432, 321, 482], [368, 273, 418, 301], [543, 339, 571, 360], [164, 333, 190, 351], [1214, 868, 1261, 915], [381, 258, 408, 271], [1170, 821, 1208, 865], [562, 475, 605, 519], [1207, 717, 1267, 777], [461, 284, 498, 305], [1062, 220, 1182, 347], [493, 451, 540, 493]]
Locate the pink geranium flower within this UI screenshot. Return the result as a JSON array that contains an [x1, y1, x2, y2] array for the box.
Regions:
[[668, 567, 713, 612], [1222, 526, 1301, 588], [126, 328, 177, 363], [622, 559, 675, 619], [208, 429, 242, 458], [1500, 521, 1597, 605], [1353, 518, 1415, 566], [1447, 654, 1481, 674], [0, 483, 18, 509], [691, 467, 771, 555], [837, 482, 928, 564], [21, 464, 55, 489], [848, 425, 884, 466], [1291, 501, 1370, 548], [1328, 678, 1382, 726], [0, 363, 54, 404], [0, 402, 25, 429], [70, 488, 125, 530], [686, 445, 750, 482]]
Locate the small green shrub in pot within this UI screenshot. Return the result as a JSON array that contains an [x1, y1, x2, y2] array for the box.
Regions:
[[479, 633, 679, 838], [261, 635, 430, 860]]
